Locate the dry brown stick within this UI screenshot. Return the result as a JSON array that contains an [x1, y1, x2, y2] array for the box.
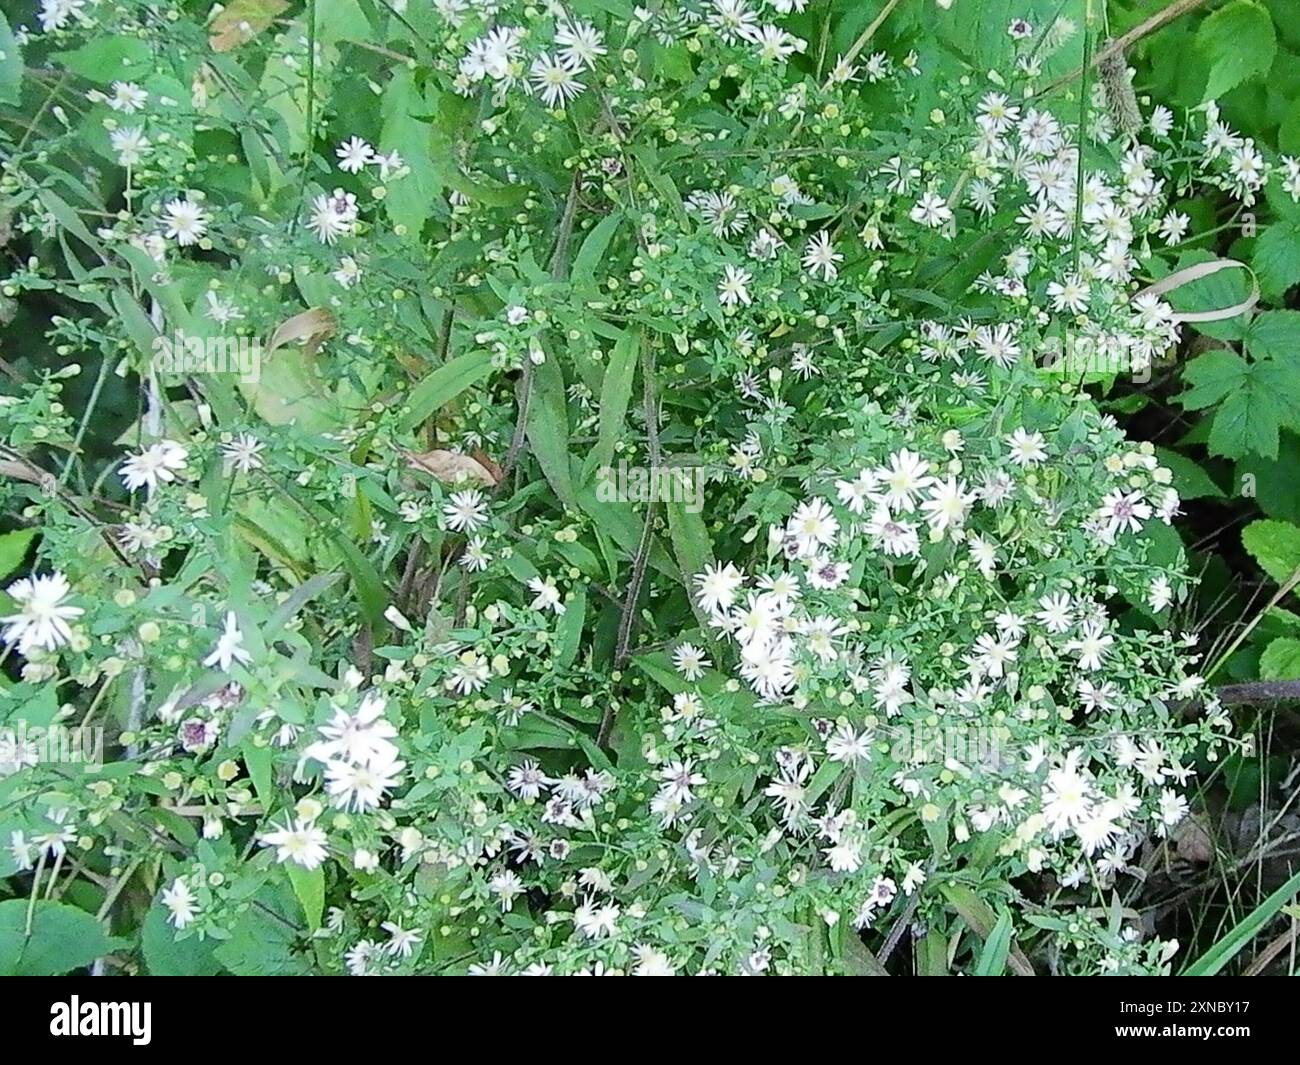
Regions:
[[1216, 681, 1300, 706], [1242, 918, 1297, 976], [1043, 0, 1216, 97]]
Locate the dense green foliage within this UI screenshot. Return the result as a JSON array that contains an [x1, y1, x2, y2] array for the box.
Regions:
[[0, 0, 1298, 976]]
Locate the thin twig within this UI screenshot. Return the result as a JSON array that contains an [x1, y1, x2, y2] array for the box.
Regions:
[[1042, 0, 1215, 97]]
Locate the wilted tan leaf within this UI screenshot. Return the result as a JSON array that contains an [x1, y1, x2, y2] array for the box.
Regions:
[[405, 449, 500, 487], [0, 458, 56, 494], [1174, 816, 1215, 863], [209, 0, 289, 52], [268, 307, 336, 357]]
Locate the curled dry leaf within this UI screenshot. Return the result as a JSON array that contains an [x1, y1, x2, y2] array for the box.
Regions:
[[209, 0, 289, 52], [267, 306, 336, 358], [404, 448, 501, 488], [1173, 815, 1215, 864]]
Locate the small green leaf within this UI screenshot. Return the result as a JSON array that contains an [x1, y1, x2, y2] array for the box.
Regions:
[[1155, 449, 1223, 500], [554, 584, 586, 669], [974, 910, 1014, 976], [286, 863, 324, 934], [242, 740, 274, 806], [0, 528, 37, 582]]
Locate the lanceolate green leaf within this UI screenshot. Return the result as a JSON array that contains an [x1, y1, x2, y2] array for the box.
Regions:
[[525, 353, 579, 510], [571, 212, 623, 291], [582, 330, 639, 484], [1183, 868, 1300, 975], [399, 350, 495, 432]]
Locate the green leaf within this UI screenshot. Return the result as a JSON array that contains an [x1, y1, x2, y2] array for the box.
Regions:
[[554, 584, 586, 669], [1183, 867, 1300, 975], [917, 928, 949, 975], [54, 38, 152, 82], [840, 924, 889, 975], [211, 889, 308, 975], [1164, 252, 1253, 341], [0, 527, 37, 582], [1154, 449, 1223, 500], [0, 900, 119, 975], [286, 863, 324, 933], [1260, 637, 1300, 680], [938, 882, 1034, 976], [974, 910, 1014, 976], [380, 68, 440, 238], [571, 213, 623, 291], [932, 0, 1085, 79], [0, 12, 22, 106], [1242, 519, 1300, 583], [1237, 432, 1300, 521], [1180, 349, 1300, 459], [525, 354, 579, 510], [399, 350, 494, 433], [582, 330, 638, 483], [1196, 0, 1277, 102], [1253, 220, 1300, 299], [334, 534, 389, 628], [1244, 310, 1300, 364], [242, 740, 275, 806], [265, 572, 343, 634]]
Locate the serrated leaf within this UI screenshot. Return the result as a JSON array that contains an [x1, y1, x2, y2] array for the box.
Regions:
[[1244, 310, 1300, 364], [1242, 519, 1300, 583], [1180, 349, 1300, 459], [1196, 1, 1277, 102], [1260, 637, 1300, 680], [1253, 220, 1300, 299]]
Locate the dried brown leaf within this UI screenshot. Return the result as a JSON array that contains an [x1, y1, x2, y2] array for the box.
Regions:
[[268, 306, 336, 357], [405, 449, 500, 488], [209, 0, 289, 52]]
